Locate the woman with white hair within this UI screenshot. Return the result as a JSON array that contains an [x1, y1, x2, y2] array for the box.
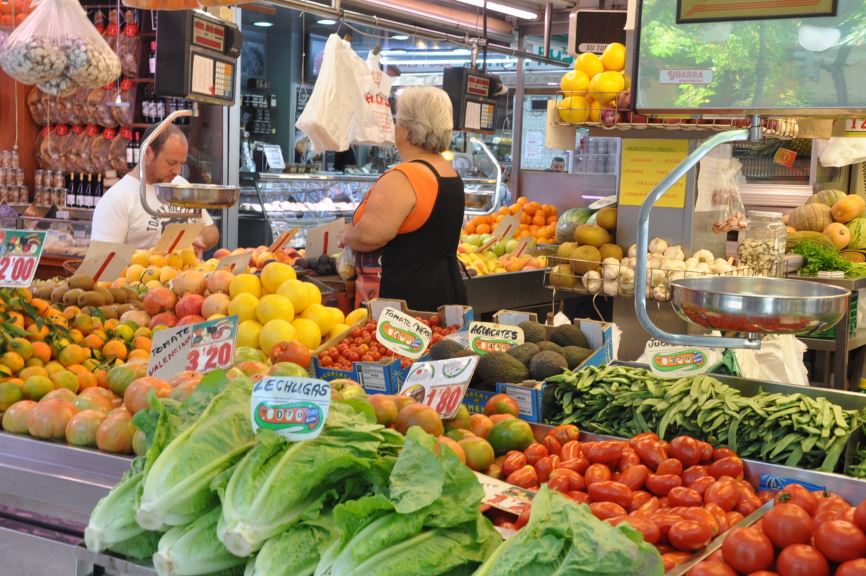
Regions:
[[339, 86, 468, 310]]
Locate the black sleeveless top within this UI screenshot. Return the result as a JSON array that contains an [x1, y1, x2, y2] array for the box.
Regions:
[[378, 159, 468, 310]]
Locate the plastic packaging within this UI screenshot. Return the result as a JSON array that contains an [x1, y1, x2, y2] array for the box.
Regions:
[[110, 78, 136, 126], [93, 84, 119, 127], [337, 247, 356, 280], [349, 52, 395, 147], [738, 211, 787, 277]]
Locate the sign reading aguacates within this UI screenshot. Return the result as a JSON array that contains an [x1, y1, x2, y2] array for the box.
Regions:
[[250, 376, 331, 441], [467, 322, 524, 355], [376, 307, 432, 360]]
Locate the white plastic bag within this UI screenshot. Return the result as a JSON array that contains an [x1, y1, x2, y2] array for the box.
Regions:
[[350, 52, 395, 147], [819, 137, 866, 168], [0, 0, 120, 93], [296, 34, 370, 153], [733, 334, 809, 387]]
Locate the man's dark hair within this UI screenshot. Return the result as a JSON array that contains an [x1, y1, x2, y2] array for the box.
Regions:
[[141, 124, 186, 155]]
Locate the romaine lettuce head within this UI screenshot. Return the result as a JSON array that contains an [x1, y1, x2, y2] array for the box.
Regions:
[[244, 516, 336, 576], [153, 507, 246, 576]]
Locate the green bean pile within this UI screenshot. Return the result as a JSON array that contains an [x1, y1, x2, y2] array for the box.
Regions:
[[545, 365, 865, 473]]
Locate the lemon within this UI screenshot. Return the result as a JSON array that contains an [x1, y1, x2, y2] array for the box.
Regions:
[[237, 320, 263, 349], [574, 52, 604, 78], [140, 266, 160, 284], [600, 42, 626, 72], [160, 266, 177, 283], [257, 294, 295, 324], [180, 248, 198, 267], [277, 279, 311, 313], [259, 320, 297, 355], [301, 303, 337, 335], [560, 69, 589, 96], [588, 71, 625, 105], [345, 308, 368, 326], [589, 97, 601, 122], [149, 254, 167, 267], [557, 96, 590, 125], [228, 293, 260, 323], [292, 318, 322, 350], [1, 352, 24, 373], [166, 253, 184, 269], [230, 273, 262, 298], [261, 262, 297, 293], [305, 282, 322, 306], [208, 313, 227, 320], [329, 323, 351, 340], [130, 251, 150, 267], [125, 264, 146, 284]]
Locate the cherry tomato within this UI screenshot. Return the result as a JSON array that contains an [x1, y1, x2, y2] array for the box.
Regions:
[[709, 457, 744, 480], [547, 474, 571, 493], [698, 441, 714, 463], [584, 463, 611, 486], [646, 473, 682, 497], [668, 486, 703, 508], [524, 443, 548, 466], [565, 490, 589, 504], [617, 464, 650, 491], [548, 468, 585, 492], [669, 519, 713, 551], [560, 440, 582, 461], [514, 505, 531, 529], [837, 559, 866, 576], [634, 438, 668, 470], [687, 561, 737, 576], [682, 507, 720, 537], [582, 440, 626, 465], [761, 502, 814, 548], [619, 447, 641, 471], [609, 515, 660, 544], [557, 456, 589, 475], [542, 435, 562, 457], [704, 480, 739, 512], [588, 480, 633, 509], [682, 465, 709, 486], [813, 520, 866, 562], [774, 484, 818, 515], [657, 458, 684, 476], [534, 456, 553, 483], [635, 496, 661, 515], [662, 552, 692, 571], [855, 500, 866, 533], [501, 451, 527, 477], [722, 527, 774, 574], [691, 476, 716, 496], [713, 447, 737, 461], [548, 424, 579, 446], [776, 544, 829, 576], [668, 436, 701, 468], [588, 501, 627, 520], [505, 465, 538, 489]]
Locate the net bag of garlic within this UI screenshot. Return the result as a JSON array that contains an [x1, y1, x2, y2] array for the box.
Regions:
[[0, 0, 120, 95]]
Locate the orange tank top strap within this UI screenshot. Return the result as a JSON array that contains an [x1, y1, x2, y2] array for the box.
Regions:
[[352, 162, 439, 234]]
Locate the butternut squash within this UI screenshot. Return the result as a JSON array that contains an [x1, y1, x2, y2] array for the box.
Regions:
[[788, 203, 832, 232]]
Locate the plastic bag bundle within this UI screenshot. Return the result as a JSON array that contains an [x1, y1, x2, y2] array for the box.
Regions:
[[350, 52, 395, 147], [0, 0, 120, 93], [336, 247, 357, 280], [696, 146, 748, 234]]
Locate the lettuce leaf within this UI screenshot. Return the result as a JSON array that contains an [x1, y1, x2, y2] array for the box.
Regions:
[[473, 486, 664, 576], [153, 507, 246, 576], [244, 516, 336, 576]]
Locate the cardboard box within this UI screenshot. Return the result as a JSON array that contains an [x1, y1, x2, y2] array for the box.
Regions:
[[311, 298, 473, 394]]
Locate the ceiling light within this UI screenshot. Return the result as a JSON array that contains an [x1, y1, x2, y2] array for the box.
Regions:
[[317, 19, 337, 25], [454, 0, 537, 20], [252, 21, 274, 27], [391, 34, 409, 40]]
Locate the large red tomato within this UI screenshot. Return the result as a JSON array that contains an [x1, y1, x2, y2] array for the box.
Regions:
[[776, 544, 829, 576], [837, 559, 866, 576], [774, 484, 817, 515], [812, 520, 866, 563], [721, 527, 774, 574], [761, 503, 814, 548]]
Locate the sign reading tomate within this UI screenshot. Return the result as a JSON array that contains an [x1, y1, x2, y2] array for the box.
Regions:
[[148, 316, 239, 379], [398, 356, 479, 419], [0, 229, 46, 288], [250, 376, 331, 440], [467, 322, 524, 354], [376, 307, 432, 360]]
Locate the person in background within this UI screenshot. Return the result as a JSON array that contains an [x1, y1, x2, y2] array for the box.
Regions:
[[91, 124, 219, 253], [550, 156, 566, 172], [339, 86, 467, 310]]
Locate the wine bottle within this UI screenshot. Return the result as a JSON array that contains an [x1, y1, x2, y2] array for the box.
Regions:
[[84, 174, 93, 208], [75, 173, 85, 208], [126, 135, 136, 168], [65, 173, 77, 208], [132, 132, 141, 164]]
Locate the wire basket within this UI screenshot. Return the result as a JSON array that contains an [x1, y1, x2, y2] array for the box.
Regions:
[[544, 256, 754, 302], [62, 259, 82, 277]]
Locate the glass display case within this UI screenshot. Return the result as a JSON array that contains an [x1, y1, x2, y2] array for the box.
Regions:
[[19, 216, 91, 257]]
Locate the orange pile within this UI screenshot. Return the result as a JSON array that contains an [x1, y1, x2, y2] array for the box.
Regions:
[[464, 198, 558, 244]]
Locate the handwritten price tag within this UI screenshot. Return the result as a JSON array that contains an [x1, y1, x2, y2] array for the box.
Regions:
[[250, 377, 331, 441], [215, 251, 252, 273], [467, 322, 524, 355], [306, 219, 344, 259], [478, 212, 521, 252], [148, 316, 239, 379], [844, 118, 866, 136], [398, 356, 478, 419], [77, 240, 136, 283], [154, 223, 204, 254], [376, 306, 432, 360], [473, 471, 534, 515], [269, 228, 300, 252], [0, 229, 46, 288]]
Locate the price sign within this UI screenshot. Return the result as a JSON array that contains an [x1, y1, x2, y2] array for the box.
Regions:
[[154, 223, 205, 254], [269, 228, 300, 252], [215, 251, 252, 273], [845, 118, 866, 137], [306, 219, 344, 259], [398, 356, 479, 419], [148, 316, 238, 379], [376, 306, 432, 360], [0, 229, 46, 288], [467, 322, 524, 355], [473, 471, 534, 515], [511, 236, 536, 258], [262, 144, 286, 171], [76, 240, 136, 283], [478, 212, 521, 252], [250, 376, 331, 440]]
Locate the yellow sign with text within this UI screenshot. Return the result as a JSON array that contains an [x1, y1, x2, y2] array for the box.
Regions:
[[619, 139, 688, 209], [678, 0, 836, 23]]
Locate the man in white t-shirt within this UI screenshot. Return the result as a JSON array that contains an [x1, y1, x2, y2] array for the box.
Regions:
[[91, 125, 220, 251]]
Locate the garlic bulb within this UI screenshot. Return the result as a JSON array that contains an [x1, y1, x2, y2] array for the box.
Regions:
[[649, 238, 669, 255], [583, 270, 602, 293], [663, 245, 685, 262], [602, 257, 621, 281], [693, 249, 715, 265], [628, 244, 638, 258], [603, 279, 619, 297]]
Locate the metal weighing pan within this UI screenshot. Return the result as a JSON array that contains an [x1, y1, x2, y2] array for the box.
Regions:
[[155, 183, 240, 210]]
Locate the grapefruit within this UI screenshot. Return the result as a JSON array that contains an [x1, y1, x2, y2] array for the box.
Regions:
[[229, 273, 262, 298], [228, 293, 260, 323], [557, 96, 590, 125], [292, 318, 322, 350], [237, 320, 264, 349], [257, 294, 295, 324], [560, 69, 589, 96], [259, 320, 297, 355], [261, 262, 297, 293], [600, 42, 626, 72], [574, 52, 604, 78], [276, 279, 311, 314]]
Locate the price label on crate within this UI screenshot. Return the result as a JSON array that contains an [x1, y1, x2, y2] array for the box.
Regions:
[[473, 471, 534, 516], [376, 306, 432, 360], [250, 376, 331, 441], [148, 316, 239, 379], [773, 147, 797, 168], [468, 322, 524, 354], [0, 229, 46, 288], [398, 356, 479, 419]]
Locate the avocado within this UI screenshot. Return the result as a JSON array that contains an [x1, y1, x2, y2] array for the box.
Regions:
[[430, 339, 475, 361], [562, 346, 593, 369], [477, 352, 529, 386], [507, 342, 540, 367], [537, 341, 565, 356], [529, 351, 569, 381], [549, 324, 589, 348], [519, 321, 547, 343]]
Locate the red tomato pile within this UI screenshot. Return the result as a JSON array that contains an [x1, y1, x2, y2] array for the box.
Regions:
[[316, 317, 460, 371], [489, 429, 771, 563], [688, 484, 866, 576]]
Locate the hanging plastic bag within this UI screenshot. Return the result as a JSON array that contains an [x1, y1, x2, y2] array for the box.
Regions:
[[0, 0, 120, 90], [349, 52, 395, 147], [820, 137, 866, 168], [111, 78, 136, 126], [733, 334, 809, 386], [710, 168, 748, 234], [296, 34, 370, 153], [337, 247, 357, 280]]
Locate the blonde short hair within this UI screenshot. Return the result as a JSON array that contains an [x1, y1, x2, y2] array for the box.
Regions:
[[396, 87, 454, 153]]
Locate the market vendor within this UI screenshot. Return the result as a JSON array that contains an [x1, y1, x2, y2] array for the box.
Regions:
[[339, 86, 467, 310], [91, 125, 219, 252]]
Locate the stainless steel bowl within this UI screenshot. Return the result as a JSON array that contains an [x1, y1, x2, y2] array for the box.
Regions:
[[155, 183, 240, 209], [669, 276, 850, 336]]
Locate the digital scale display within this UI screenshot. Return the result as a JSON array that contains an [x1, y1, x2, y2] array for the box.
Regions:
[[192, 15, 225, 52], [443, 67, 499, 134], [190, 53, 234, 100]]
